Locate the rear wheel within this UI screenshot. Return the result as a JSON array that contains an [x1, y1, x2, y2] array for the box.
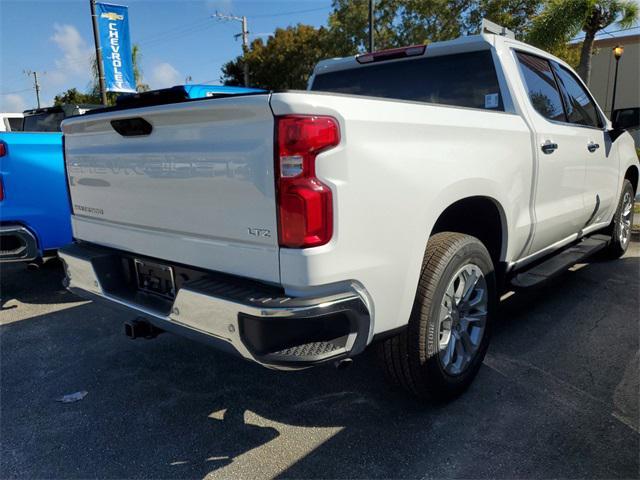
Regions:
[[378, 232, 495, 401], [604, 180, 635, 258]]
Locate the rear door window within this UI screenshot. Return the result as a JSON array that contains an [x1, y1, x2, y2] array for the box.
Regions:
[[515, 51, 566, 122], [551, 64, 603, 128], [7, 117, 23, 131], [22, 112, 65, 132], [311, 50, 504, 111]]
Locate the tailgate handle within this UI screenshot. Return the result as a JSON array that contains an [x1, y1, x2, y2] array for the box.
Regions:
[[110, 117, 152, 137]]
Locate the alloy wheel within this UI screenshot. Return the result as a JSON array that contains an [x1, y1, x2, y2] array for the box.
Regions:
[[619, 191, 633, 248], [437, 264, 488, 376]]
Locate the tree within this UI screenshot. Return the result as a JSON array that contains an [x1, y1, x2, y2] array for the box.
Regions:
[[131, 44, 150, 92], [89, 42, 149, 103], [464, 0, 543, 39], [527, 0, 638, 85], [53, 88, 100, 106], [221, 25, 352, 89], [327, 0, 403, 52], [55, 43, 151, 107], [221, 1, 548, 89], [327, 0, 544, 50]]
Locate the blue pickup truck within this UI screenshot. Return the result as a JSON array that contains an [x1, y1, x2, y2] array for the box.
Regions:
[[0, 104, 98, 264], [0, 86, 263, 265]]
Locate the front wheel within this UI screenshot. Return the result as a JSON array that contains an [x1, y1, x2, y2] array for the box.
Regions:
[[604, 179, 635, 258], [378, 232, 496, 401]]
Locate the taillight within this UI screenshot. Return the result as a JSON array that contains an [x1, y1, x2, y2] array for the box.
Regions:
[[356, 44, 426, 64], [0, 142, 5, 201], [275, 115, 340, 248]]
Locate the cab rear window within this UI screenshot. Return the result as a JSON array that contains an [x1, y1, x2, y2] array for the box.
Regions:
[[311, 50, 504, 111], [22, 112, 65, 132]]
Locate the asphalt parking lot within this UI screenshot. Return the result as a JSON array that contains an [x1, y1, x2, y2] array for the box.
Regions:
[[1, 242, 638, 479]]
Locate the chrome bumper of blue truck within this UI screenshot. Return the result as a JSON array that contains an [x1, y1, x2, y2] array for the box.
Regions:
[[0, 225, 38, 262], [59, 242, 371, 369]]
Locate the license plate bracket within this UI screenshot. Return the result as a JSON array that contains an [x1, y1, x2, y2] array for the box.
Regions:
[[134, 259, 176, 299]]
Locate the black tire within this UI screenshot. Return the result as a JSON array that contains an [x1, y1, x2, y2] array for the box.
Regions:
[[377, 232, 496, 401], [604, 179, 635, 259]]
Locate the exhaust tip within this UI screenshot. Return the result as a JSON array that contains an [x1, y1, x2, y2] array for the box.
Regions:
[[27, 260, 43, 271]]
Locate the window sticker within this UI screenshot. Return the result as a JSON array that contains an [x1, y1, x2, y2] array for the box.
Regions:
[[485, 93, 499, 109]]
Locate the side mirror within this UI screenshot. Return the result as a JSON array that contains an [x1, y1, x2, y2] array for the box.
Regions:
[[612, 108, 640, 131]]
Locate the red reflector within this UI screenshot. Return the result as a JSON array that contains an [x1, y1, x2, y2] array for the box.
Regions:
[[0, 176, 4, 201], [0, 141, 6, 157], [356, 44, 426, 64], [276, 115, 340, 248]]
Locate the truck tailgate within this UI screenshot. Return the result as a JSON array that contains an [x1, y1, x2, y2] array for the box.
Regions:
[[62, 94, 280, 283]]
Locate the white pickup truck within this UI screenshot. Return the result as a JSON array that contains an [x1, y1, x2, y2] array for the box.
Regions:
[[60, 31, 639, 400]]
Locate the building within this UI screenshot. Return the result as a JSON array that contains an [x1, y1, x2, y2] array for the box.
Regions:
[[586, 33, 639, 117]]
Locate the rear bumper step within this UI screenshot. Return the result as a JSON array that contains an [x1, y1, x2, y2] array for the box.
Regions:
[[0, 225, 38, 262], [59, 243, 371, 369]]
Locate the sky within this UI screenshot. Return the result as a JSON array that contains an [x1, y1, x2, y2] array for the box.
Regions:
[[1, 0, 638, 112], [0, 0, 333, 111]]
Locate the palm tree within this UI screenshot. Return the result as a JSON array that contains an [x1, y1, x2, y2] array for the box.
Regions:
[[527, 0, 638, 85], [131, 44, 150, 92], [90, 42, 149, 102]]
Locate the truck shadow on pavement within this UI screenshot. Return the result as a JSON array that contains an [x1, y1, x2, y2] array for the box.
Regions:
[[1, 260, 78, 309], [0, 252, 638, 479]]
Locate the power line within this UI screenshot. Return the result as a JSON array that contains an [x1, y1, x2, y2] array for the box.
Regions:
[[2, 4, 335, 94], [139, 22, 215, 48], [251, 5, 331, 18], [0, 88, 32, 95], [136, 18, 212, 46], [573, 25, 638, 41], [212, 13, 250, 87], [24, 70, 42, 109]]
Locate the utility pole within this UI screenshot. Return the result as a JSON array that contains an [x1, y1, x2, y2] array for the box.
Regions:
[[24, 70, 42, 109], [368, 0, 375, 53], [89, 0, 108, 105], [212, 12, 250, 87]]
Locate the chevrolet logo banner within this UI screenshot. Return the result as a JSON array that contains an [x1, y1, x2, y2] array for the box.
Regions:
[[100, 12, 124, 21], [96, 2, 136, 93]]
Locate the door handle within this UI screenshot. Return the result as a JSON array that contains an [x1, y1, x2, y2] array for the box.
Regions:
[[541, 141, 558, 154], [587, 142, 600, 152]]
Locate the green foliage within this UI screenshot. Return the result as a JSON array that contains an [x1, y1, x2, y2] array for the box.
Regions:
[[527, 0, 638, 50], [222, 0, 545, 89], [53, 88, 100, 106], [527, 0, 638, 82], [222, 24, 353, 89], [465, 0, 543, 39], [527, 0, 592, 51], [549, 43, 582, 68], [55, 43, 149, 107], [326, 0, 544, 50], [131, 44, 150, 92]]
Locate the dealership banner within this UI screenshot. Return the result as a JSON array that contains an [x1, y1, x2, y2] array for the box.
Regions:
[[96, 3, 136, 92]]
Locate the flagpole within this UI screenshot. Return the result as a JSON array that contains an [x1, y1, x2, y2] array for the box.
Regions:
[[90, 0, 108, 105]]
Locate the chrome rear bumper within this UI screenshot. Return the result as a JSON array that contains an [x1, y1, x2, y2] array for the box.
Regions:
[[59, 243, 371, 369]]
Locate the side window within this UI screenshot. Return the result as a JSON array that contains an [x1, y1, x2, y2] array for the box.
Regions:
[[7, 117, 23, 131], [515, 51, 566, 122], [552, 64, 603, 128]]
